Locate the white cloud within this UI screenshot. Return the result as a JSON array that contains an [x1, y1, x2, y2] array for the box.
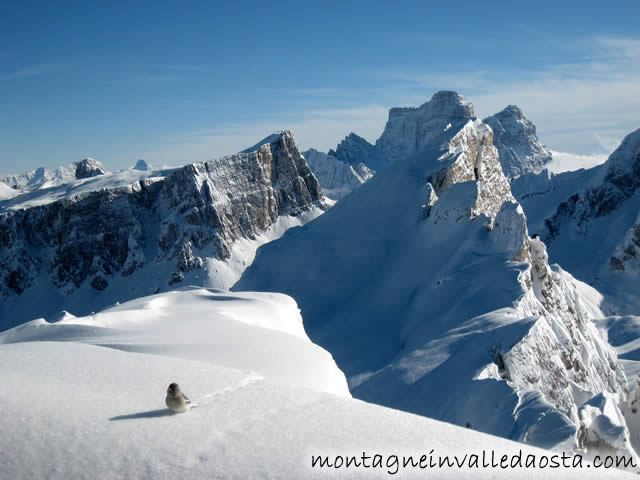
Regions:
[[546, 151, 609, 173], [0, 63, 57, 81]]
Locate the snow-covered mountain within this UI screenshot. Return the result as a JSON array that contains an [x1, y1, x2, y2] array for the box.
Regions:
[[484, 105, 552, 179], [235, 92, 634, 457], [0, 163, 77, 193], [304, 95, 551, 203], [372, 90, 475, 171], [329, 132, 378, 167], [512, 129, 640, 313], [0, 131, 325, 329], [303, 148, 374, 201], [303, 91, 476, 199], [2, 288, 630, 479], [133, 159, 152, 171]]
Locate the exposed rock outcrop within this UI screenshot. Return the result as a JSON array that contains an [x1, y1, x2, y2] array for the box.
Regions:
[[75, 158, 106, 179]]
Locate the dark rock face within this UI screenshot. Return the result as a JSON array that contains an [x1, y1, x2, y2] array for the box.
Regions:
[[75, 158, 106, 179], [0, 131, 324, 323]]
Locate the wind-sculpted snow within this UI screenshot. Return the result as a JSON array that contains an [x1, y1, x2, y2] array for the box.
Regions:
[[236, 92, 632, 458], [484, 105, 552, 179], [0, 131, 325, 329]]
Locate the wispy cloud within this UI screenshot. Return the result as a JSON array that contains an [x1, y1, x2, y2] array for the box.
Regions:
[[138, 104, 389, 166], [0, 63, 58, 80], [366, 35, 640, 159], [547, 151, 608, 173], [140, 34, 640, 172]]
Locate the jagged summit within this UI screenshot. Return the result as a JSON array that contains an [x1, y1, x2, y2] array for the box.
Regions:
[[484, 105, 552, 179], [328, 132, 376, 166], [75, 157, 105, 179], [373, 90, 475, 170], [240, 130, 295, 154]]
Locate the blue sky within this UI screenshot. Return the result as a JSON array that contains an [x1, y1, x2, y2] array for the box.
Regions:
[[1, 1, 639, 173]]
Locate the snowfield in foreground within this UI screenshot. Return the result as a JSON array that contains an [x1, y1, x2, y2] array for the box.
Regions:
[[0, 288, 635, 479]]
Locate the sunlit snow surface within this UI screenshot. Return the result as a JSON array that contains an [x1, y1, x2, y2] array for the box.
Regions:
[[0, 288, 632, 479]]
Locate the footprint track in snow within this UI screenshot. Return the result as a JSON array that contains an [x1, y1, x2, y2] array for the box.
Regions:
[[193, 372, 264, 407]]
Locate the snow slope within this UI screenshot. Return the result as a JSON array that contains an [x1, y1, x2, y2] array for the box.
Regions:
[[0, 288, 633, 479], [0, 180, 19, 200], [236, 94, 632, 457], [0, 287, 349, 395]]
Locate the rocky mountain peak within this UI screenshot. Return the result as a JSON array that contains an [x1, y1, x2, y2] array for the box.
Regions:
[[483, 105, 552, 179], [374, 91, 475, 170], [328, 132, 376, 167], [133, 159, 151, 171], [75, 158, 106, 179], [240, 130, 296, 154]]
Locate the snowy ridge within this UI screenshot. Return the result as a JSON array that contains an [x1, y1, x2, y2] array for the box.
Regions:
[[0, 131, 325, 329], [0, 287, 349, 395], [235, 92, 632, 458], [484, 105, 552, 179], [0, 163, 77, 192]]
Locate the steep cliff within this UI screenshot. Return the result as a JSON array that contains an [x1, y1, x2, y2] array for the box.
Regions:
[[0, 131, 325, 328]]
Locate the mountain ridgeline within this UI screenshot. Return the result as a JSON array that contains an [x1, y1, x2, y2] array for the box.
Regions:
[[305, 93, 554, 201], [236, 92, 635, 458], [0, 131, 325, 328]]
